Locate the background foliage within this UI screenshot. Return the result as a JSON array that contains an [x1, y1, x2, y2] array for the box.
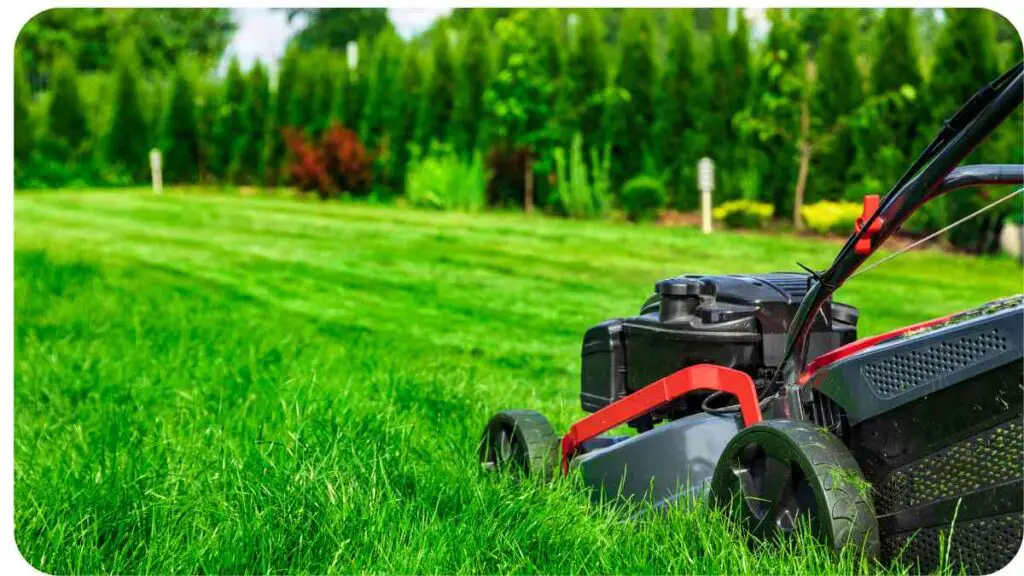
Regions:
[[14, 7, 1024, 251]]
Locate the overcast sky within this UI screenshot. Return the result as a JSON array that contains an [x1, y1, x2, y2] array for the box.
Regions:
[[222, 8, 769, 76], [222, 8, 453, 75]]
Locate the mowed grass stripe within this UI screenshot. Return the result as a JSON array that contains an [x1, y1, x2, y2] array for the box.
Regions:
[[14, 188, 1021, 573]]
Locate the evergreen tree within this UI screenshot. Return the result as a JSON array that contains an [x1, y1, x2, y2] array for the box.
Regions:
[[868, 9, 925, 154], [654, 9, 702, 207], [729, 10, 752, 119], [345, 37, 372, 132], [729, 9, 754, 184], [161, 63, 201, 183], [46, 55, 89, 159], [451, 9, 492, 156], [236, 60, 270, 184], [106, 40, 150, 182], [15, 51, 35, 165], [928, 9, 1004, 252], [812, 11, 864, 202], [391, 44, 426, 190], [704, 9, 737, 198], [267, 47, 299, 184], [611, 9, 658, 185], [417, 25, 458, 149], [531, 8, 570, 202], [930, 9, 1000, 121], [211, 56, 247, 180], [326, 58, 349, 129], [311, 50, 337, 134], [361, 28, 404, 148], [288, 50, 319, 132], [195, 75, 220, 182], [566, 9, 608, 153]]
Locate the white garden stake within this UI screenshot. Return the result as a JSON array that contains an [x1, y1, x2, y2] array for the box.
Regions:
[[150, 149, 163, 194], [346, 41, 359, 71], [698, 157, 715, 234]]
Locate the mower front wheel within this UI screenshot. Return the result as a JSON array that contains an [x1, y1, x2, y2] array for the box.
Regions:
[[710, 419, 879, 559], [479, 410, 560, 480]]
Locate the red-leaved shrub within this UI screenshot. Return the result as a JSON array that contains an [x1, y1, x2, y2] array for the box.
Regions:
[[320, 124, 372, 196], [283, 122, 372, 199]]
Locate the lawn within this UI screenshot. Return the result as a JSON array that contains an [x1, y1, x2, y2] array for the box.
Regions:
[[13, 188, 1023, 574]]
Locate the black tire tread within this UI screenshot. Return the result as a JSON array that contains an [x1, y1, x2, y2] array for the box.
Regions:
[[711, 419, 880, 559], [481, 409, 560, 480]]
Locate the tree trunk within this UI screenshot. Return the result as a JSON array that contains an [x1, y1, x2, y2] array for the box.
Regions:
[[794, 141, 812, 231], [524, 153, 535, 213], [793, 59, 814, 231]]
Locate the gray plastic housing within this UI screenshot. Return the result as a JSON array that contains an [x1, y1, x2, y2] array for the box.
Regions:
[[571, 412, 742, 507]]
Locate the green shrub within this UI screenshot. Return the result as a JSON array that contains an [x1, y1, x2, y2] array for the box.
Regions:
[[406, 146, 487, 211], [552, 133, 609, 219], [621, 175, 667, 222], [800, 200, 862, 235], [713, 199, 774, 229]]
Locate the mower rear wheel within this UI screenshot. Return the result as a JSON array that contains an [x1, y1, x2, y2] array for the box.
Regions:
[[710, 419, 879, 558], [480, 410, 560, 480]]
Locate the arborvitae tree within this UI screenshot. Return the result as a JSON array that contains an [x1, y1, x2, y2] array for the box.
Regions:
[[930, 9, 1000, 122], [266, 47, 299, 184], [928, 9, 1004, 252], [161, 63, 201, 183], [417, 25, 458, 149], [311, 50, 337, 135], [106, 41, 150, 182], [869, 9, 925, 152], [361, 28, 404, 148], [531, 8, 570, 204], [611, 9, 658, 185], [391, 44, 426, 189], [811, 11, 864, 202], [654, 9, 702, 207], [287, 51, 318, 132], [704, 9, 737, 198], [195, 76, 220, 182], [566, 9, 608, 153], [235, 60, 270, 184], [729, 10, 752, 119], [326, 58, 348, 129], [46, 56, 89, 159], [345, 37, 372, 132], [211, 56, 247, 180], [15, 51, 35, 165], [451, 9, 492, 156]]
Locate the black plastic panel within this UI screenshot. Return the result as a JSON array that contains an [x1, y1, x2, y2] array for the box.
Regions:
[[862, 327, 1009, 398], [817, 300, 1023, 424]]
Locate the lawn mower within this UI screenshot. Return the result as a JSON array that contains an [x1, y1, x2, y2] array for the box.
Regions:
[[481, 62, 1024, 573]]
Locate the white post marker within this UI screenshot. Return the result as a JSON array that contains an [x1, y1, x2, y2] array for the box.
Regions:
[[346, 41, 359, 71], [150, 149, 163, 194], [698, 157, 715, 234]]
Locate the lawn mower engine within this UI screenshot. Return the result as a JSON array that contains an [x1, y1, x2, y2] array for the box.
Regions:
[[480, 62, 1024, 573], [579, 272, 858, 426]]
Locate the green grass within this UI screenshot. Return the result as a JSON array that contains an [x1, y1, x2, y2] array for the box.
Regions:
[[14, 188, 1022, 574]]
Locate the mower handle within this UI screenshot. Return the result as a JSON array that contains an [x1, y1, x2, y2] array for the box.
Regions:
[[931, 164, 1024, 197]]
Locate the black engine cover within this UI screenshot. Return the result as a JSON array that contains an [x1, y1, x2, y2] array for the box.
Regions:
[[581, 272, 858, 414]]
